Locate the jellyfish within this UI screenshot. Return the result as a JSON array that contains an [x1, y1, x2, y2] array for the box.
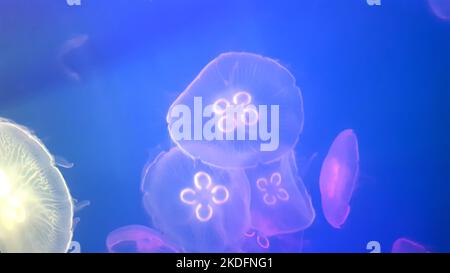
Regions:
[[428, 0, 450, 21], [391, 238, 429, 253], [106, 225, 181, 253], [244, 151, 315, 237], [319, 129, 359, 229], [141, 147, 251, 252], [58, 34, 89, 81], [167, 52, 304, 168], [0, 118, 73, 253], [239, 229, 304, 253]]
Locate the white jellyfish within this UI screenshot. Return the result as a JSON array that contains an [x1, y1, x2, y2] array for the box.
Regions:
[[244, 151, 315, 236], [141, 147, 251, 252], [0, 118, 74, 253], [167, 52, 304, 168]]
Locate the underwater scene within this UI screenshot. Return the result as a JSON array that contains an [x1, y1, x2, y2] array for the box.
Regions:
[[0, 0, 449, 253]]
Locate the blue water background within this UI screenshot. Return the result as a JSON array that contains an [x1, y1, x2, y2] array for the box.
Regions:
[[0, 0, 449, 252]]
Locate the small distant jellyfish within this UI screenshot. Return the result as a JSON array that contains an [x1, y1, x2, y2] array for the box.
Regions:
[[319, 129, 359, 229], [428, 0, 450, 21], [107, 225, 181, 253], [241, 229, 271, 252], [141, 147, 251, 252], [0, 118, 74, 253], [245, 151, 315, 237], [167, 52, 304, 168], [239, 229, 304, 253], [391, 238, 430, 253]]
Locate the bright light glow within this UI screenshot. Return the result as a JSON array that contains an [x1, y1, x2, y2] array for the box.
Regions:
[[4, 196, 26, 223], [0, 170, 26, 229], [0, 169, 11, 197]]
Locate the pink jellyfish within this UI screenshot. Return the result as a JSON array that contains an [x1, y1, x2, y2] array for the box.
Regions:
[[319, 129, 359, 229], [391, 238, 430, 253], [428, 0, 450, 21], [106, 225, 181, 253], [245, 151, 315, 236], [239, 229, 304, 253]]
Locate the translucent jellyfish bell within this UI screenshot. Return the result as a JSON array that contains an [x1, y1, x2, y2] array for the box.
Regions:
[[319, 129, 359, 229], [428, 0, 450, 21], [167, 52, 304, 168], [391, 238, 430, 253], [107, 225, 181, 253], [0, 119, 73, 253], [245, 151, 315, 237], [239, 229, 304, 253], [141, 147, 251, 252]]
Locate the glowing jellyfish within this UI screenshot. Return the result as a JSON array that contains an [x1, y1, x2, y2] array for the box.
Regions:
[[107, 225, 181, 253], [319, 129, 359, 229], [167, 52, 304, 168], [0, 119, 73, 253], [141, 147, 251, 252], [245, 151, 315, 236], [428, 0, 450, 21], [239, 229, 304, 253], [391, 238, 429, 253]]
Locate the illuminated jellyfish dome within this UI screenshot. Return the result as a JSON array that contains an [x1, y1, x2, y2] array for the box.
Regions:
[[141, 147, 251, 252], [319, 129, 359, 229], [167, 52, 304, 168], [0, 119, 73, 253]]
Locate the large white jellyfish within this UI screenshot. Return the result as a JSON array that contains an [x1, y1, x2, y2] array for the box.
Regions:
[[244, 151, 315, 237], [0, 119, 74, 253], [167, 52, 304, 168], [141, 147, 251, 252]]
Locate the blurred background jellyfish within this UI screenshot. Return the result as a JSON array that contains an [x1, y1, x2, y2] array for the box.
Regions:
[[239, 229, 304, 253], [319, 129, 359, 229], [0, 118, 74, 253], [428, 0, 450, 21], [107, 225, 181, 253], [245, 151, 315, 236], [167, 52, 304, 168], [141, 147, 251, 252], [391, 238, 430, 253]]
